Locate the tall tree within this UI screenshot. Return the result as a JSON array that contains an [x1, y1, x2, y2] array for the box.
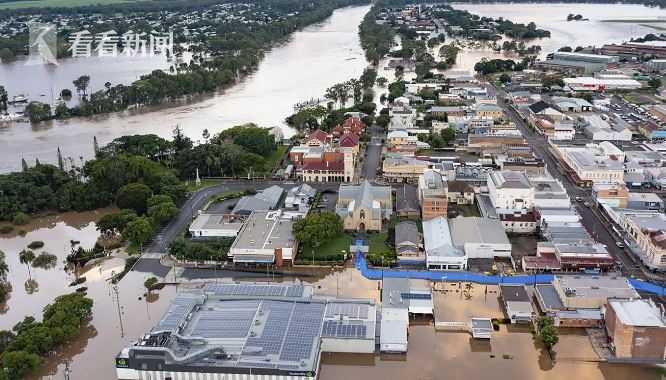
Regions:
[[57, 147, 64, 171], [19, 249, 35, 279], [0, 85, 8, 112]]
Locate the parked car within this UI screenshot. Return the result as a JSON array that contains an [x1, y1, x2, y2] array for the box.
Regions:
[[584, 201, 592, 207], [576, 196, 583, 202], [616, 241, 625, 248]]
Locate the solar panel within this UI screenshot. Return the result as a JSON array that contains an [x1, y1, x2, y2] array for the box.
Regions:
[[279, 303, 325, 362], [321, 320, 367, 338], [204, 283, 305, 298], [154, 294, 200, 332], [401, 292, 432, 300], [325, 303, 369, 319]]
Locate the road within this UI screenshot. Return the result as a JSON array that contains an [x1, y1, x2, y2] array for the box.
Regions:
[[490, 83, 664, 282], [362, 125, 385, 180]]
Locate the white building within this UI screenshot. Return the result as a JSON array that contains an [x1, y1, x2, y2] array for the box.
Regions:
[[284, 184, 317, 211], [189, 213, 244, 238], [229, 210, 298, 264], [422, 217, 467, 270], [555, 142, 625, 185], [450, 217, 512, 259], [487, 171, 535, 215], [531, 176, 571, 209], [581, 114, 632, 142]]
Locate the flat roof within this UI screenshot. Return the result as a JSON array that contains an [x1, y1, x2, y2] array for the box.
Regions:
[[535, 284, 564, 311], [189, 213, 244, 231], [500, 285, 530, 302], [231, 211, 296, 251], [450, 217, 510, 247], [124, 284, 376, 374], [609, 299, 666, 327], [555, 276, 639, 299]]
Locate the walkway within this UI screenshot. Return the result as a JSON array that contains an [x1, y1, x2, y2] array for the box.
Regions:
[[353, 251, 666, 296]]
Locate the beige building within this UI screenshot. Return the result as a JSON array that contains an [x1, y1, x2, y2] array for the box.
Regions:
[[605, 299, 666, 361], [382, 154, 430, 183], [552, 276, 639, 309], [418, 169, 448, 220], [621, 212, 666, 271], [475, 103, 504, 120], [336, 180, 392, 232]]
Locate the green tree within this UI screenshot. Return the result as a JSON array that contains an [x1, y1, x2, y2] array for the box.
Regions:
[[499, 73, 511, 84], [1, 350, 41, 379], [24, 102, 51, 123], [147, 201, 179, 226], [115, 183, 153, 215], [440, 127, 456, 145], [648, 77, 662, 89], [18, 249, 35, 279], [72, 75, 91, 97], [0, 250, 8, 282], [144, 276, 159, 292], [122, 216, 153, 250], [292, 212, 343, 248], [0, 85, 8, 112], [537, 316, 559, 352], [376, 77, 388, 87]]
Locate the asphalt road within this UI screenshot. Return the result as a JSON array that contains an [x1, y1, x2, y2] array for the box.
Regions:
[[362, 125, 385, 180], [491, 84, 663, 282]]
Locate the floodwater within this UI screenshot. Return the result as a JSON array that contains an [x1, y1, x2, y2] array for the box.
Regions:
[[448, 3, 666, 71], [0, 5, 371, 173]]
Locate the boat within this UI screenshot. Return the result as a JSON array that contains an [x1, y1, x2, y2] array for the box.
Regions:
[[9, 95, 28, 104]]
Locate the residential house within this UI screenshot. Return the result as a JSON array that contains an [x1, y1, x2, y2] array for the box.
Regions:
[[382, 154, 430, 183], [336, 180, 392, 232], [395, 221, 423, 264]]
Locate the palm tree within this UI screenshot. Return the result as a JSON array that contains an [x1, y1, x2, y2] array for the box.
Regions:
[[19, 249, 35, 279]]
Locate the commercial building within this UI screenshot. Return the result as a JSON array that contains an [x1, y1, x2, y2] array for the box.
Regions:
[[336, 180, 392, 232], [539, 51, 618, 74], [189, 213, 245, 238], [116, 283, 376, 380], [605, 298, 666, 362], [532, 176, 570, 209], [592, 182, 629, 208], [387, 130, 429, 156], [447, 180, 475, 205], [475, 103, 503, 120], [232, 185, 285, 215], [423, 216, 467, 270], [554, 142, 625, 186], [534, 284, 604, 327], [450, 217, 512, 259], [499, 285, 535, 324], [620, 212, 666, 271], [581, 114, 632, 142], [382, 154, 430, 183], [284, 184, 317, 211], [417, 169, 448, 220], [229, 210, 298, 266], [552, 276, 639, 309], [487, 171, 535, 215], [380, 278, 433, 353], [551, 96, 593, 113], [601, 40, 666, 59], [563, 76, 642, 92]]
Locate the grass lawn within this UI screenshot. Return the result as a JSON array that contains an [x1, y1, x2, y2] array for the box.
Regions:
[[366, 232, 395, 266], [260, 145, 288, 174], [0, 0, 141, 9], [298, 234, 352, 263], [450, 204, 480, 217], [185, 178, 225, 192]]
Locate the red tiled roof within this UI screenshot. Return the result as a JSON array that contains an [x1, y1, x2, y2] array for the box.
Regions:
[[339, 133, 359, 147], [343, 117, 366, 130], [307, 129, 330, 143], [301, 160, 344, 171]]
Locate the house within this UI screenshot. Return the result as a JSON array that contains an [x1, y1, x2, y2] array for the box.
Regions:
[[396, 184, 420, 219], [395, 221, 423, 264], [423, 216, 467, 270], [450, 217, 512, 259], [605, 298, 666, 362], [534, 284, 604, 328], [229, 210, 298, 266], [500, 285, 535, 324], [332, 117, 366, 137], [417, 169, 448, 221], [380, 278, 433, 353], [284, 184, 317, 210], [304, 129, 332, 147], [447, 180, 475, 205], [387, 130, 429, 156], [232, 185, 285, 215], [336, 180, 392, 232]]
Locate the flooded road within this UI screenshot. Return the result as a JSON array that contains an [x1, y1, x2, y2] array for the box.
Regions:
[[448, 3, 666, 71], [0, 5, 371, 173]]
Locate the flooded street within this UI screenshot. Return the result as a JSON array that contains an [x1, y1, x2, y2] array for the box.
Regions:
[[448, 3, 666, 71], [0, 5, 371, 173]]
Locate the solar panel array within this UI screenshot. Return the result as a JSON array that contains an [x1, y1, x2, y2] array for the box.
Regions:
[[325, 303, 369, 319], [321, 320, 367, 338], [204, 284, 305, 298], [191, 301, 259, 338], [279, 303, 325, 362], [401, 292, 432, 300], [243, 301, 294, 357], [155, 294, 199, 332]]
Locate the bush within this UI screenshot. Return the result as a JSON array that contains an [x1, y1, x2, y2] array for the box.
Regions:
[[26, 241, 44, 250], [31, 253, 58, 270], [0, 225, 13, 234], [12, 212, 30, 226]]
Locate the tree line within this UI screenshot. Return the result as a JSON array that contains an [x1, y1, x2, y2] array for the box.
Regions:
[[0, 293, 93, 380]]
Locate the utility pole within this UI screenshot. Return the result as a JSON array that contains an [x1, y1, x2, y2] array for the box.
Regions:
[[113, 285, 125, 338], [63, 360, 71, 380]]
